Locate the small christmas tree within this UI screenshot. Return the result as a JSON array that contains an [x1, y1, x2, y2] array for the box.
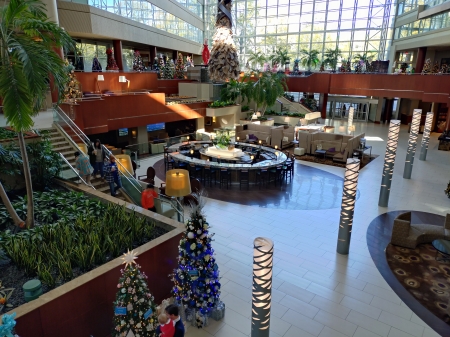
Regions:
[[345, 59, 352, 72], [365, 60, 374, 73], [441, 64, 448, 74], [152, 57, 159, 71], [432, 61, 440, 74], [175, 53, 186, 79], [133, 50, 145, 72], [112, 250, 157, 337], [158, 57, 165, 79], [422, 58, 431, 74], [171, 194, 221, 327], [92, 57, 102, 72], [64, 59, 82, 102], [106, 48, 119, 71], [163, 60, 174, 79], [292, 59, 300, 75]]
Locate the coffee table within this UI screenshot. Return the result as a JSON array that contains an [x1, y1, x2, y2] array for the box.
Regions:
[[315, 149, 327, 162], [432, 239, 450, 262]]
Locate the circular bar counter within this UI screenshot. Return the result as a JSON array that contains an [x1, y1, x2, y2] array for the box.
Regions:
[[167, 141, 288, 184]]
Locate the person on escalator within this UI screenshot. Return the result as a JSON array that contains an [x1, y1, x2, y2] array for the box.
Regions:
[[104, 155, 122, 196], [141, 183, 158, 212]]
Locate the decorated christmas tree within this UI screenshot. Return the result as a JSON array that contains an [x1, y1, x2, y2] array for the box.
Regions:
[[171, 195, 221, 327], [163, 60, 175, 79], [345, 59, 352, 72], [365, 60, 374, 73], [64, 59, 82, 102], [422, 58, 431, 74], [158, 58, 165, 79], [152, 57, 159, 71], [113, 250, 157, 337], [106, 48, 119, 71], [92, 57, 102, 72], [441, 64, 448, 74], [432, 61, 440, 74], [133, 51, 145, 72], [175, 53, 186, 79]]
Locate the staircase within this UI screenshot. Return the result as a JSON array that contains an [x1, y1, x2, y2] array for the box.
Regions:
[[41, 127, 128, 202]]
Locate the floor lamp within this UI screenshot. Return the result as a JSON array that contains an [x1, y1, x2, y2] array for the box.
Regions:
[[337, 158, 360, 255], [403, 109, 421, 179], [251, 237, 274, 337], [378, 120, 401, 207], [419, 112, 433, 161], [165, 169, 191, 222]]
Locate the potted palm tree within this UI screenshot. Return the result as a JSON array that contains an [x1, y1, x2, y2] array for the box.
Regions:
[[300, 49, 320, 74], [323, 47, 342, 72], [270, 48, 291, 73], [247, 50, 266, 71]]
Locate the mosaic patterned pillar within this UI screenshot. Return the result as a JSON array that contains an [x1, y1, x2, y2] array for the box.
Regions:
[[419, 112, 433, 161], [347, 106, 354, 134], [251, 237, 273, 337], [337, 158, 361, 255], [403, 109, 422, 179], [379, 120, 401, 207]]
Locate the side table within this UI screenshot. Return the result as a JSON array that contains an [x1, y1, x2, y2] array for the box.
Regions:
[[315, 149, 327, 162]]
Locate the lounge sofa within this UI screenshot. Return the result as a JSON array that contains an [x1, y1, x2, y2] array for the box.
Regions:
[[235, 124, 295, 147], [390, 212, 450, 249], [298, 131, 365, 163]]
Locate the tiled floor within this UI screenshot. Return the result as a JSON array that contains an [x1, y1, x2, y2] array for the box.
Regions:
[[15, 110, 449, 337], [137, 121, 449, 337]]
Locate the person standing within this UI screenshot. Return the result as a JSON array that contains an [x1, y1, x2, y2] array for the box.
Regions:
[[104, 155, 122, 196], [155, 304, 184, 337], [88, 139, 105, 178], [74, 151, 94, 185], [141, 184, 158, 212]]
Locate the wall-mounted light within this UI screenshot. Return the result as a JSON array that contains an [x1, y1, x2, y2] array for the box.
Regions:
[[419, 111, 433, 161], [96, 74, 104, 93], [212, 116, 216, 123], [403, 109, 421, 179], [131, 129, 137, 139], [251, 237, 274, 337], [379, 120, 401, 207], [337, 158, 360, 255]]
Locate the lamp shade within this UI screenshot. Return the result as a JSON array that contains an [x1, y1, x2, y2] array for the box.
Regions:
[[115, 154, 134, 175], [119, 75, 127, 83], [165, 169, 191, 197], [97, 75, 104, 81], [348, 125, 356, 132], [77, 143, 87, 154], [256, 112, 261, 117]]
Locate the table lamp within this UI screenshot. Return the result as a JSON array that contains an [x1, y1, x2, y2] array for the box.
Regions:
[[165, 169, 192, 222], [97, 74, 104, 93]]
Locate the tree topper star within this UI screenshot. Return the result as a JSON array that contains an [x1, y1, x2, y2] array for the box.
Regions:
[[121, 249, 138, 268]]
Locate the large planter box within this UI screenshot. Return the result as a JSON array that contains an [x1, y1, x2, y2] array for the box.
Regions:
[[4, 187, 184, 337]]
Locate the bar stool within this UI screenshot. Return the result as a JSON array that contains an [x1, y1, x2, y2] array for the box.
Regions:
[[164, 148, 175, 171], [269, 165, 282, 186], [239, 169, 250, 190], [256, 168, 269, 188], [189, 163, 203, 180], [282, 160, 294, 182], [219, 168, 231, 189], [203, 165, 217, 187]]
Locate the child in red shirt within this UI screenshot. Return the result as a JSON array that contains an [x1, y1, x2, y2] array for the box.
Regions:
[[158, 313, 175, 337]]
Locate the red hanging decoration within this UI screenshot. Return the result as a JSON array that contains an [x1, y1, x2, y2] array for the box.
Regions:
[[202, 39, 210, 65]]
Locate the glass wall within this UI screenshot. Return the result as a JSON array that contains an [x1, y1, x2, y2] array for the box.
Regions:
[[394, 10, 450, 38], [89, 0, 203, 43], [204, 0, 395, 69], [174, 0, 203, 18], [76, 41, 108, 72], [397, 0, 424, 15]]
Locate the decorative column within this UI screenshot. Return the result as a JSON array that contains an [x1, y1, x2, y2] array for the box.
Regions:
[[113, 40, 124, 70], [379, 120, 401, 207], [336, 158, 361, 255], [347, 106, 354, 134], [419, 112, 433, 161], [415, 47, 427, 74], [251, 237, 274, 337], [403, 109, 422, 179]]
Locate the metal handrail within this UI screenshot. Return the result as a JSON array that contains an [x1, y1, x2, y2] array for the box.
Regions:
[[58, 153, 95, 189], [53, 106, 143, 196], [157, 196, 184, 223]]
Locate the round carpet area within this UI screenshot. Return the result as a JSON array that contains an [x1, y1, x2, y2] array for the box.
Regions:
[[367, 211, 449, 336], [154, 159, 358, 211]]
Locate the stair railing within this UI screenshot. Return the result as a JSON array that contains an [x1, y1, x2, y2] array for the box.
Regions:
[[58, 153, 96, 189]]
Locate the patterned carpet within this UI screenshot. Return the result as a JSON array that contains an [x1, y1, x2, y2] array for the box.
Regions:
[[295, 153, 379, 169], [386, 243, 450, 325]]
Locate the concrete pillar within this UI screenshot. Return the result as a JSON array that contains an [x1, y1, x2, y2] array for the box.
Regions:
[[137, 125, 149, 155], [375, 97, 384, 123], [415, 47, 427, 73], [41, 0, 59, 24], [113, 40, 124, 70], [384, 99, 394, 123], [319, 93, 328, 120]]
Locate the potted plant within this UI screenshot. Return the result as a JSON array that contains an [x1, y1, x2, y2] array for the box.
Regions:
[[300, 49, 320, 73], [323, 47, 342, 72], [247, 50, 267, 71]]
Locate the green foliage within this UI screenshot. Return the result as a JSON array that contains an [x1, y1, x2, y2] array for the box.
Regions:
[[323, 48, 342, 71], [283, 93, 295, 102], [0, 192, 155, 287], [0, 143, 22, 184], [247, 50, 267, 69], [208, 100, 234, 108], [300, 49, 320, 71], [0, 128, 18, 140], [241, 105, 250, 112], [265, 110, 305, 118], [242, 71, 287, 114], [353, 52, 376, 64], [269, 48, 291, 66], [220, 79, 247, 103], [214, 130, 231, 149]]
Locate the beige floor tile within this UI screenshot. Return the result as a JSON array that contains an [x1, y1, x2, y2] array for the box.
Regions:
[[282, 309, 325, 336], [314, 310, 357, 336], [309, 295, 351, 320], [214, 323, 248, 337]]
